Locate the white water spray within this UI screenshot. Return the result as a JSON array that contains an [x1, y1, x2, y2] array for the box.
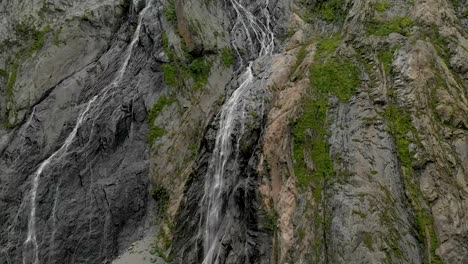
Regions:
[[200, 1, 274, 263], [23, 97, 96, 264], [22, 2, 152, 263]]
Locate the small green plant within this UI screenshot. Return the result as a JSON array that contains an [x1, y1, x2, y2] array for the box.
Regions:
[[220, 47, 235, 66], [148, 96, 175, 123], [7, 65, 18, 97], [148, 96, 175, 144], [148, 127, 166, 143], [14, 20, 52, 56], [379, 50, 394, 75], [352, 210, 367, 218], [189, 58, 211, 90], [368, 17, 413, 36], [152, 186, 169, 205], [0, 69, 7, 78], [293, 36, 361, 197], [162, 32, 175, 61], [162, 64, 178, 87], [30, 25, 51, 56], [374, 2, 391, 12], [263, 209, 279, 231], [310, 58, 360, 101], [291, 45, 308, 75], [317, 0, 345, 22], [164, 0, 177, 24], [315, 35, 342, 60]]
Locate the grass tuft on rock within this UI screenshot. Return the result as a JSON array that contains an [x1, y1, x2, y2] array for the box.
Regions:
[[220, 47, 235, 66], [164, 0, 177, 24], [293, 36, 361, 192], [148, 96, 175, 144], [368, 17, 413, 36]]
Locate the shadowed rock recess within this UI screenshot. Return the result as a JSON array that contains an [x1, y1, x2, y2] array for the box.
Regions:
[[0, 0, 467, 263]]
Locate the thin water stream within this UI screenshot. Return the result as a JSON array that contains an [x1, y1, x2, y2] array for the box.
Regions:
[[22, 2, 152, 263], [200, 0, 274, 263]]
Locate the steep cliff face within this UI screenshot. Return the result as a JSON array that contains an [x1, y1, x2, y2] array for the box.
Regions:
[[0, 0, 467, 264], [0, 0, 158, 263]]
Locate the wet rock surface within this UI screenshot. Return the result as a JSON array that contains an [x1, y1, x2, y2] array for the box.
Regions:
[[0, 0, 467, 263], [0, 0, 165, 263]]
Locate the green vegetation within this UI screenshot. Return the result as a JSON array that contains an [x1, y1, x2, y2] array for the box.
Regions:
[[164, 0, 177, 24], [363, 232, 373, 250], [149, 96, 176, 121], [161, 64, 178, 87], [148, 96, 175, 144], [220, 47, 235, 66], [352, 210, 367, 218], [0, 69, 7, 78], [385, 104, 442, 264], [316, 0, 346, 22], [189, 58, 211, 90], [293, 98, 333, 194], [292, 37, 361, 261], [291, 44, 308, 76], [297, 0, 345, 23], [30, 25, 51, 56], [54, 27, 62, 46], [151, 186, 169, 209], [293, 36, 361, 191], [150, 185, 173, 262], [368, 17, 413, 36], [379, 50, 394, 75], [161, 33, 212, 90], [315, 35, 341, 60], [148, 127, 166, 144], [264, 209, 279, 232], [13, 20, 52, 56], [7, 65, 18, 98], [151, 226, 174, 262], [162, 57, 212, 90], [374, 2, 391, 12], [311, 58, 360, 101], [2, 20, 53, 128]]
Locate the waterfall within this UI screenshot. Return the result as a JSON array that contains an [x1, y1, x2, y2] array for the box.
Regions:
[[21, 2, 152, 263], [200, 1, 274, 263]]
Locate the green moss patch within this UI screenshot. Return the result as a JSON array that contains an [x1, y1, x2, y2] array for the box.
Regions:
[[310, 58, 360, 101], [317, 0, 346, 22], [368, 17, 413, 36], [385, 105, 442, 264], [378, 50, 394, 75], [220, 47, 235, 67], [189, 58, 211, 90], [293, 36, 361, 191], [161, 33, 212, 91], [374, 2, 391, 12], [148, 96, 175, 144], [7, 65, 18, 98], [164, 0, 177, 24]]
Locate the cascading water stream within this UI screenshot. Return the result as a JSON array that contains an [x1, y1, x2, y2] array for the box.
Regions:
[[22, 2, 152, 263], [200, 0, 274, 263]]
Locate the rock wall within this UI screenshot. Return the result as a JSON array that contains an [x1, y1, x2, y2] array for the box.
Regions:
[[0, 0, 466, 263]]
